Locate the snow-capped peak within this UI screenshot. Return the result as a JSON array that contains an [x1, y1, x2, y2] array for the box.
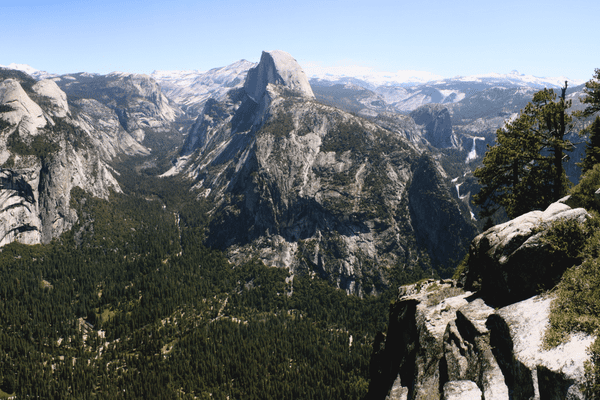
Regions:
[[0, 63, 56, 80]]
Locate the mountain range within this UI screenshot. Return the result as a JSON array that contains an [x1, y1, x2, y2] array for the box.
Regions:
[[1, 51, 598, 399], [0, 53, 592, 290]]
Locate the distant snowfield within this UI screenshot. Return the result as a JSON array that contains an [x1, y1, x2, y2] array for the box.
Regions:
[[304, 64, 445, 86], [305, 65, 586, 89], [1, 61, 587, 90]]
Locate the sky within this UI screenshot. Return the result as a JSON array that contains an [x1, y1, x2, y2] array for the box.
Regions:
[[1, 0, 598, 82]]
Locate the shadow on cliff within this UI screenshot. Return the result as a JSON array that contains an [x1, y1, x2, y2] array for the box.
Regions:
[[408, 155, 478, 275]]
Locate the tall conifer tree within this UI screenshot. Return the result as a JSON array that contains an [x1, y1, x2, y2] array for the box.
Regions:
[[580, 69, 600, 117], [578, 69, 600, 174], [580, 116, 600, 174], [474, 85, 573, 219]]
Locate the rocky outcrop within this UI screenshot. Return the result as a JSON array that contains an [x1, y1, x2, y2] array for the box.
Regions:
[[0, 78, 46, 135], [0, 167, 42, 246], [409, 104, 455, 148], [32, 79, 69, 118], [102, 72, 182, 132], [369, 201, 594, 399], [368, 279, 593, 399], [72, 98, 149, 158], [459, 202, 589, 306]]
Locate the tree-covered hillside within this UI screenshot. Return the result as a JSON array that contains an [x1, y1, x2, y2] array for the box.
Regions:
[[0, 161, 429, 399]]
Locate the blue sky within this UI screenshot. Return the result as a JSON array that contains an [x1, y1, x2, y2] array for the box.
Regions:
[[1, 0, 598, 81]]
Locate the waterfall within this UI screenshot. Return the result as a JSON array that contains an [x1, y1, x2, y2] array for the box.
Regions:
[[465, 137, 485, 163]]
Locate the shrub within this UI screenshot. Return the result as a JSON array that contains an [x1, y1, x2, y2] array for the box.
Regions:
[[567, 163, 600, 212], [544, 214, 600, 395], [582, 338, 600, 399], [6, 131, 59, 158], [452, 252, 469, 280]]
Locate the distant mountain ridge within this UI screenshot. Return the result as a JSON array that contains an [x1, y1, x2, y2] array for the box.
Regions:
[[308, 66, 584, 89], [3, 61, 586, 115], [151, 60, 255, 114]]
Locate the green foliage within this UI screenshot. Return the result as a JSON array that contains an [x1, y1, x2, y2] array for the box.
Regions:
[[426, 286, 464, 306], [543, 212, 600, 395], [0, 104, 14, 113], [6, 131, 60, 159], [582, 338, 600, 399], [579, 68, 600, 118], [260, 110, 294, 138], [536, 217, 588, 291], [0, 102, 15, 132], [52, 117, 92, 151], [579, 116, 600, 175], [452, 252, 470, 280], [544, 215, 600, 345], [321, 121, 368, 154], [473, 87, 574, 219], [0, 169, 393, 399], [566, 163, 600, 212]]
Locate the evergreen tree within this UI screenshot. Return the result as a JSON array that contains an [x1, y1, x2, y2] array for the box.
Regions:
[[578, 69, 600, 174], [473, 85, 573, 219], [580, 116, 600, 174], [580, 68, 600, 117]]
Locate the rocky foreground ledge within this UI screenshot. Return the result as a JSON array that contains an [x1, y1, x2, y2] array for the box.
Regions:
[[368, 201, 595, 399]]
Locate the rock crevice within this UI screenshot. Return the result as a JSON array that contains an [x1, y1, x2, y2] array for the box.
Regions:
[[369, 201, 594, 399]]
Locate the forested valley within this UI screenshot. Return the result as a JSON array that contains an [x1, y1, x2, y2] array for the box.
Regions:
[[0, 156, 429, 399]]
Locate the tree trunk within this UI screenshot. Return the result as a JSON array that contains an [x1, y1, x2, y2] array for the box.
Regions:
[[554, 81, 568, 201]]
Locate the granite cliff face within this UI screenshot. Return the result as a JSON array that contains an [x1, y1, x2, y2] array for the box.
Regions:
[[166, 50, 476, 294], [0, 68, 183, 247], [244, 50, 314, 102], [369, 201, 593, 399], [409, 104, 456, 149], [53, 71, 186, 152]]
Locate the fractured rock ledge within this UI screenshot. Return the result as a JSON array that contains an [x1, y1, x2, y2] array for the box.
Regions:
[[367, 279, 593, 399]]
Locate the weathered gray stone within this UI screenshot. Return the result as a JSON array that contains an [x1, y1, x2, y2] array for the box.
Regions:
[[0, 167, 42, 246], [385, 375, 408, 400], [32, 79, 69, 118], [443, 380, 482, 400], [460, 201, 589, 306], [443, 298, 509, 400], [494, 295, 593, 399], [0, 78, 46, 135], [370, 281, 593, 399]]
